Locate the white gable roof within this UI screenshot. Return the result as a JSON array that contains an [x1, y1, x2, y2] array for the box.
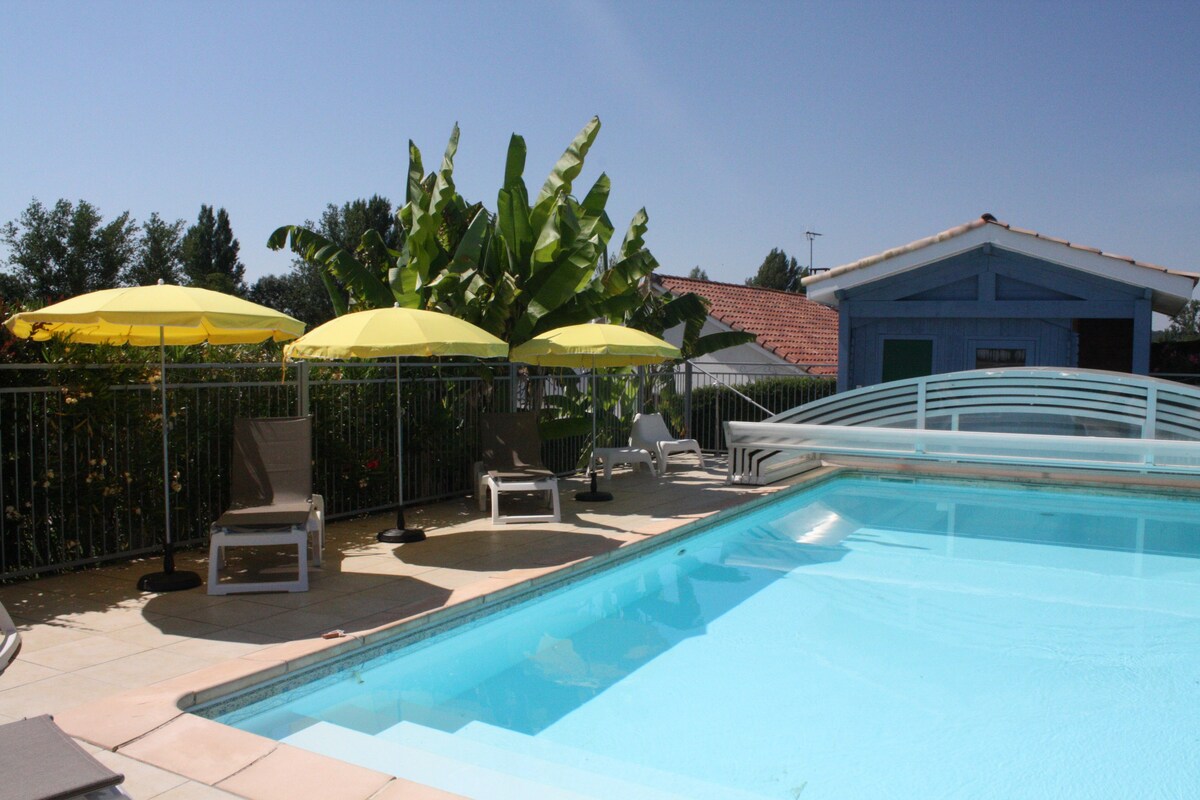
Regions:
[[803, 215, 1198, 316]]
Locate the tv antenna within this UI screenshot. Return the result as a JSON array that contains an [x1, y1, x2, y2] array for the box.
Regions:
[[804, 230, 822, 273]]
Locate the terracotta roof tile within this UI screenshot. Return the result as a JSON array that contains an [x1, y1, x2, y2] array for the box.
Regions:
[[654, 275, 838, 374]]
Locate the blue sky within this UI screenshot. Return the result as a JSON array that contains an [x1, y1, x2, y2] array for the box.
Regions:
[[2, 0, 1198, 294]]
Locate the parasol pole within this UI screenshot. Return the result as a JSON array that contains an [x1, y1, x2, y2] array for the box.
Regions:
[[378, 354, 425, 543], [137, 325, 201, 592], [575, 355, 612, 502]]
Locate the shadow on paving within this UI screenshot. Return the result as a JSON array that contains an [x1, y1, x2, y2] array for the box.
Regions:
[[391, 529, 624, 572], [138, 572, 456, 643]]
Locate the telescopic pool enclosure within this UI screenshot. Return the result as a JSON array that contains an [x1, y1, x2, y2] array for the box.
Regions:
[[726, 368, 1200, 485]]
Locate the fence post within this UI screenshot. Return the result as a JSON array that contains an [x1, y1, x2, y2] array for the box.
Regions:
[[637, 366, 645, 413], [509, 363, 518, 412], [684, 360, 693, 438], [297, 360, 310, 417]]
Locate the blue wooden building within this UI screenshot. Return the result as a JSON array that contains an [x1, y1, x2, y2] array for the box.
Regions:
[[803, 215, 1198, 392]]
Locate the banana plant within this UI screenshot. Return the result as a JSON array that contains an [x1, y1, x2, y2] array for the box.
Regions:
[[267, 118, 750, 360]]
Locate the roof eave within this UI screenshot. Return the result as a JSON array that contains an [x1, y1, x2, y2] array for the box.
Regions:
[[804, 224, 1197, 315]]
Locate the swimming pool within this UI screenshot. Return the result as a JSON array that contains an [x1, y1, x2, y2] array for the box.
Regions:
[[201, 475, 1200, 799]]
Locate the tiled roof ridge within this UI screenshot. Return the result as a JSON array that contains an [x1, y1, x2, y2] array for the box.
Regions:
[[654, 273, 815, 299], [804, 213, 1195, 285]]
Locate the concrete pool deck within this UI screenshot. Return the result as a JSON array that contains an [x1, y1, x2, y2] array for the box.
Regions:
[[0, 459, 792, 799]]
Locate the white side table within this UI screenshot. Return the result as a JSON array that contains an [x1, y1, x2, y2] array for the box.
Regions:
[[593, 447, 656, 479]]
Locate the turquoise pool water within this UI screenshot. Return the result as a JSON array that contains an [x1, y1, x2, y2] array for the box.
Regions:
[[204, 476, 1200, 799]]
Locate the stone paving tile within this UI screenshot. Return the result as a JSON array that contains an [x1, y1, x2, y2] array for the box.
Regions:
[[121, 714, 278, 785], [354, 576, 455, 605], [216, 744, 393, 800], [108, 614, 225, 648], [149, 781, 247, 800], [59, 684, 193, 750], [315, 566, 420, 590], [90, 746, 190, 798], [75, 646, 216, 688], [0, 618, 93, 652], [231, 607, 356, 640], [232, 586, 345, 609], [42, 602, 154, 634], [18, 633, 149, 672], [159, 597, 288, 627], [0, 670, 124, 718], [292, 588, 403, 619], [159, 629, 283, 662], [411, 567, 503, 591], [0, 656, 61, 689]]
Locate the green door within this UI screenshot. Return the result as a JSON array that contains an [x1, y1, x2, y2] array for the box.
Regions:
[[882, 338, 933, 383]]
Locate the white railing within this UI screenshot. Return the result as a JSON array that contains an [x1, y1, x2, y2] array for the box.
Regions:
[[726, 367, 1200, 485]]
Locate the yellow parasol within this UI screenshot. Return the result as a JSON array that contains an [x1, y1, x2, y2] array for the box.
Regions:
[[282, 306, 506, 361], [4, 282, 304, 592], [284, 305, 507, 542], [509, 323, 681, 368], [6, 282, 304, 345], [510, 323, 680, 501]]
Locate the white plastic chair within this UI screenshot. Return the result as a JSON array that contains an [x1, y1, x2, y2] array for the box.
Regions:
[[631, 412, 705, 473], [208, 417, 324, 594], [475, 412, 561, 524]]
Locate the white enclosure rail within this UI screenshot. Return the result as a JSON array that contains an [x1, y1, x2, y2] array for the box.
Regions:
[[726, 367, 1200, 485]]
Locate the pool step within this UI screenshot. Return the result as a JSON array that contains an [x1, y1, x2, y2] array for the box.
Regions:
[[453, 720, 768, 800], [377, 720, 719, 800], [284, 720, 722, 800], [284, 721, 590, 800]]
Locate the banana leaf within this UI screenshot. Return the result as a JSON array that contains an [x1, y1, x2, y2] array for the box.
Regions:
[[268, 225, 394, 310], [531, 116, 600, 234]]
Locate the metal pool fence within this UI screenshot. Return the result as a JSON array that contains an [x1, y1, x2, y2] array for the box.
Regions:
[[0, 361, 833, 580]]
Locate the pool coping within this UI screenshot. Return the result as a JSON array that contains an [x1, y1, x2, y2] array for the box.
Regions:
[[53, 459, 1200, 799]]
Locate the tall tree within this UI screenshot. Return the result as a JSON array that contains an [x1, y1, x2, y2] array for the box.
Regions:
[[181, 205, 247, 295], [1160, 300, 1200, 342], [0, 198, 138, 302], [318, 195, 401, 251], [181, 205, 215, 287], [746, 247, 805, 293], [126, 212, 185, 286], [687, 266, 709, 281]]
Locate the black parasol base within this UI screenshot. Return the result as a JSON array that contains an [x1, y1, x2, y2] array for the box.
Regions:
[[377, 506, 425, 543], [574, 471, 613, 503], [137, 546, 201, 593]]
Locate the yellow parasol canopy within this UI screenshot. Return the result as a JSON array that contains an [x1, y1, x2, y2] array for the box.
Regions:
[[284, 306, 507, 361], [3, 283, 304, 346], [509, 323, 680, 367]]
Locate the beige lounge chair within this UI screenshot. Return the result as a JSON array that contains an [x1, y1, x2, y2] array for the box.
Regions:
[[631, 412, 705, 473], [476, 412, 562, 524], [0, 714, 127, 799], [207, 417, 325, 595], [0, 601, 20, 676]]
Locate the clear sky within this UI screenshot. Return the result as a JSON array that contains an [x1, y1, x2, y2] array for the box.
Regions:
[[2, 0, 1198, 294]]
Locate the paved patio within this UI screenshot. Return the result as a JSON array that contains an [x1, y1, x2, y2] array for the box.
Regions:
[[0, 458, 789, 799]]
